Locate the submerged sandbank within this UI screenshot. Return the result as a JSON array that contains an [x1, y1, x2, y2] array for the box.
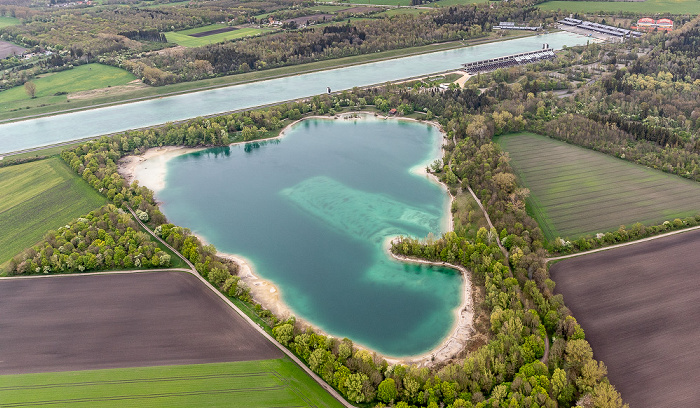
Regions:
[[116, 114, 472, 364]]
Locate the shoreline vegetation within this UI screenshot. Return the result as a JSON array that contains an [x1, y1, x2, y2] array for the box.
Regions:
[[10, 73, 651, 404], [117, 112, 474, 364]]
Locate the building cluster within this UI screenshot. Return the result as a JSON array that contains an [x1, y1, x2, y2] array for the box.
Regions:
[[494, 22, 540, 31], [559, 17, 642, 39], [462, 46, 555, 74], [633, 18, 674, 32]]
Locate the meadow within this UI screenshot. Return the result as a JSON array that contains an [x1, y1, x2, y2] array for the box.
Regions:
[[496, 132, 700, 241], [0, 158, 107, 266], [165, 25, 274, 47], [0, 63, 136, 113], [537, 0, 700, 14], [0, 359, 343, 407], [317, 0, 491, 5], [0, 16, 20, 28]]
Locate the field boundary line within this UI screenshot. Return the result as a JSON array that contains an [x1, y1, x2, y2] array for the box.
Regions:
[[0, 372, 277, 391], [126, 207, 356, 408], [0, 385, 292, 407], [0, 268, 192, 281], [547, 224, 700, 262]]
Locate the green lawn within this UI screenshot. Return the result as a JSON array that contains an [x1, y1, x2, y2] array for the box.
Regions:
[[0, 63, 136, 111], [0, 16, 20, 28], [496, 133, 700, 241], [310, 4, 353, 12], [165, 26, 274, 47], [376, 7, 428, 16], [328, 0, 490, 6], [538, 0, 700, 14], [0, 359, 343, 407], [139, 0, 191, 8], [0, 158, 107, 265]]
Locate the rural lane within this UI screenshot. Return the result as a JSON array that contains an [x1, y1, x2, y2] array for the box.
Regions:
[[546, 224, 700, 262], [0, 208, 355, 407]]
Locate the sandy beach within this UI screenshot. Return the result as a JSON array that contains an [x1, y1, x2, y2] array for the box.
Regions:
[[118, 146, 204, 193], [116, 113, 473, 366]]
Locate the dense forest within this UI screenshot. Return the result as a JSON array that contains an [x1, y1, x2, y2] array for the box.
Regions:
[[122, 4, 551, 85], [7, 78, 625, 405], [6, 204, 172, 274], [5, 3, 700, 407]]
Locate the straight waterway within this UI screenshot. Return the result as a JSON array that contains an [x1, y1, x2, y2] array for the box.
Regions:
[[0, 32, 590, 154]]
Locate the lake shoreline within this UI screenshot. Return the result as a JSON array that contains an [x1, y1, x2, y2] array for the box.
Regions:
[[117, 113, 472, 365]]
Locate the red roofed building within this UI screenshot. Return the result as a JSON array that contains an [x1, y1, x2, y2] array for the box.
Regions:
[[657, 18, 674, 31], [633, 17, 673, 32]]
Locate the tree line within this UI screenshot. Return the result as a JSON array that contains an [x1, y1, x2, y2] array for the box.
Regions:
[[6, 204, 172, 275], [117, 4, 549, 85], [33, 80, 627, 406]]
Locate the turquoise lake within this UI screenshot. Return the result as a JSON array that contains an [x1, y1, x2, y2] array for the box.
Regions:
[[157, 117, 463, 356]]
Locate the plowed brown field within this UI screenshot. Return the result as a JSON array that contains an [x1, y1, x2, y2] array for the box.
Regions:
[[550, 229, 700, 407], [0, 271, 282, 375]]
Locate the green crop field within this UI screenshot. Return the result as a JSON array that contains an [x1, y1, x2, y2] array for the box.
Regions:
[[537, 0, 700, 15], [0, 158, 107, 265], [1, 359, 343, 407], [0, 16, 20, 27], [496, 133, 700, 241], [165, 25, 274, 47], [0, 63, 136, 112]]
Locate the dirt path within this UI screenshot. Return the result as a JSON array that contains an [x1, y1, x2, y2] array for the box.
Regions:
[[1, 208, 355, 407], [445, 135, 510, 269], [125, 207, 356, 408], [546, 224, 700, 262], [540, 335, 549, 365]]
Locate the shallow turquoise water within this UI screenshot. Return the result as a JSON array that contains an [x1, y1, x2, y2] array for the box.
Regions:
[[158, 117, 462, 356], [0, 32, 591, 154]]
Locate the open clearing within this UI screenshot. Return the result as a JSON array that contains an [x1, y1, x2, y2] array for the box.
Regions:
[[496, 132, 700, 240], [0, 271, 282, 374], [0, 63, 136, 113], [165, 25, 273, 47], [0, 39, 25, 59], [0, 16, 20, 28], [537, 0, 700, 14], [0, 158, 107, 266], [550, 229, 700, 407], [0, 359, 342, 407]]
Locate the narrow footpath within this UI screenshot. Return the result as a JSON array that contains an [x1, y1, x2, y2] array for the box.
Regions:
[[125, 207, 356, 408], [1, 208, 355, 408], [446, 134, 511, 270]]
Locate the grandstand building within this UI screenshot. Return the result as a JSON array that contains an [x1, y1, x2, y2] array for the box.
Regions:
[[462, 46, 555, 74], [559, 17, 642, 39], [494, 22, 540, 31]]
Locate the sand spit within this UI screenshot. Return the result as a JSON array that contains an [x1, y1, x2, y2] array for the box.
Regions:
[[118, 145, 204, 193], [116, 113, 472, 366]]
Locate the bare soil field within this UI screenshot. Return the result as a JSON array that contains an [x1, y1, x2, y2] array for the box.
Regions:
[[550, 229, 700, 407], [0, 40, 25, 59], [284, 14, 333, 25], [341, 6, 384, 13], [190, 26, 239, 37], [0, 271, 282, 375]]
